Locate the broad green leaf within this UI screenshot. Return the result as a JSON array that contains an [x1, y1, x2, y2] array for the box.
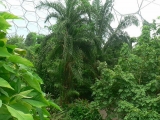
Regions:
[[23, 72, 42, 92], [0, 99, 2, 108], [6, 105, 34, 120], [3, 64, 15, 73], [0, 77, 14, 90], [0, 115, 11, 120], [0, 12, 19, 19], [36, 108, 44, 120], [11, 100, 32, 113], [0, 88, 9, 97], [8, 55, 33, 67], [6, 44, 16, 49], [29, 93, 49, 106], [14, 89, 33, 99], [42, 108, 51, 117], [6, 44, 17, 53], [0, 105, 11, 120], [48, 100, 62, 111], [33, 73, 44, 84], [0, 47, 11, 57], [10, 102, 31, 114], [0, 16, 10, 31], [22, 99, 48, 108]]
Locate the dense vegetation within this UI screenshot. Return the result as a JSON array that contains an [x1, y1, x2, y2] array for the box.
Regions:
[[4, 0, 160, 119]]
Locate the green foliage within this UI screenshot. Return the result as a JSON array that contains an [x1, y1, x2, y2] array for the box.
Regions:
[[25, 33, 45, 63], [51, 99, 102, 120], [7, 35, 25, 48], [91, 23, 160, 119], [7, 33, 45, 64], [67, 99, 102, 120], [25, 32, 37, 46], [36, 0, 97, 104], [0, 5, 61, 120], [34, 0, 140, 107]]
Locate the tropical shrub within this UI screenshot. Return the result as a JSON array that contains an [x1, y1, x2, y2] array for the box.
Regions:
[[91, 23, 160, 120], [0, 3, 60, 120], [67, 99, 102, 120], [51, 99, 102, 120]]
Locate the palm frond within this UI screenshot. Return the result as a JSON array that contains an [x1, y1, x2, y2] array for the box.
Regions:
[[116, 15, 139, 31], [37, 0, 65, 17], [45, 12, 60, 22]]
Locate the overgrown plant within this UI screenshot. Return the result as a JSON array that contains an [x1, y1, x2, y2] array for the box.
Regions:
[[51, 99, 102, 120], [0, 2, 61, 120], [91, 23, 160, 119]]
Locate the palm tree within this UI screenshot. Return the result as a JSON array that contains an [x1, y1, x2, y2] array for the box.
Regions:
[[36, 0, 96, 104], [36, 0, 139, 103], [91, 0, 139, 66]]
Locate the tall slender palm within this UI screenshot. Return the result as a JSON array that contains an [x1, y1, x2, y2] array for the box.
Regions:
[[37, 0, 96, 103]]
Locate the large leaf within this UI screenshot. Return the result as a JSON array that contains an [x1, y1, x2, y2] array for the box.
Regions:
[[36, 108, 44, 120], [22, 72, 42, 93], [33, 73, 44, 84], [0, 47, 11, 57], [10, 102, 31, 114], [11, 100, 32, 113], [0, 77, 14, 90], [48, 100, 62, 111], [14, 89, 33, 99], [3, 64, 15, 73], [0, 16, 10, 31], [6, 44, 17, 54], [6, 105, 34, 120], [0, 105, 11, 120], [0, 12, 19, 19], [0, 115, 11, 120], [8, 55, 33, 67], [22, 99, 48, 108], [0, 88, 9, 97], [42, 108, 51, 117]]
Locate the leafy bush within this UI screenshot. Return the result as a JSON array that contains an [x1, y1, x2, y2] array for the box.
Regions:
[[67, 99, 102, 120], [0, 3, 61, 120], [51, 99, 102, 120], [91, 24, 160, 119]]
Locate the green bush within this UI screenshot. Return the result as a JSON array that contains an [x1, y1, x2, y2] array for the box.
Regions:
[[91, 24, 160, 120], [50, 99, 102, 120], [67, 99, 102, 120]]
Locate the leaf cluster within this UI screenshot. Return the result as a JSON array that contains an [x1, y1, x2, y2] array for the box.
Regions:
[[0, 4, 61, 120]]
